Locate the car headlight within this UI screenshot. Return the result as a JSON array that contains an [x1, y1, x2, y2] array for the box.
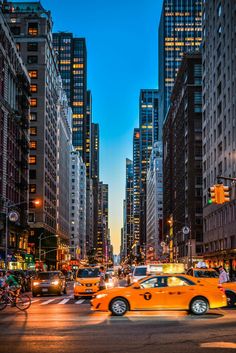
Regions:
[[133, 278, 138, 282], [96, 293, 108, 299], [51, 280, 59, 286], [74, 282, 82, 287], [33, 281, 40, 286]]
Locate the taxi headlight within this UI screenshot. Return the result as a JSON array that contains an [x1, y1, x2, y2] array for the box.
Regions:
[[74, 282, 82, 287], [133, 278, 138, 283], [51, 280, 59, 286], [96, 293, 108, 299]]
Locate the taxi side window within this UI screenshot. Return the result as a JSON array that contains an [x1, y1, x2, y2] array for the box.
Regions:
[[141, 277, 168, 289], [167, 277, 190, 287]]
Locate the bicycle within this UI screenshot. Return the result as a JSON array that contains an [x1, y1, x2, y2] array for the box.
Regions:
[[0, 286, 31, 311]]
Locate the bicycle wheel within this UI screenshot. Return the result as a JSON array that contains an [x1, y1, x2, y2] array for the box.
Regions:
[[0, 295, 7, 311], [15, 293, 31, 310]]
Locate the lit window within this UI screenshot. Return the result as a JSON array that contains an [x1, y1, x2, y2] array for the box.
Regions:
[[30, 141, 37, 149], [30, 112, 37, 121], [29, 155, 36, 164], [73, 64, 84, 68], [30, 127, 37, 136], [29, 184, 36, 193], [28, 22, 38, 36], [30, 98, 37, 107], [73, 102, 83, 106], [28, 70, 38, 79], [30, 84, 38, 93]]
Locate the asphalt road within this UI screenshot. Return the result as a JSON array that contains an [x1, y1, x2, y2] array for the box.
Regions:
[[0, 283, 235, 353]]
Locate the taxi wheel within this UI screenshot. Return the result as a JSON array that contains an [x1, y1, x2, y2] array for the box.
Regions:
[[190, 297, 208, 315], [110, 297, 129, 316], [74, 296, 79, 300]]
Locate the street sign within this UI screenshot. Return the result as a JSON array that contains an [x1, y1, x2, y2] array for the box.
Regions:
[[182, 226, 190, 235], [8, 210, 19, 222]]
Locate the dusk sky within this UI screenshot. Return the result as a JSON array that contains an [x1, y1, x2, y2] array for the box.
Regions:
[[30, 0, 162, 253]]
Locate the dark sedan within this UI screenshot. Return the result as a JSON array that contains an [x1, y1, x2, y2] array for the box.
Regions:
[[32, 271, 67, 296]]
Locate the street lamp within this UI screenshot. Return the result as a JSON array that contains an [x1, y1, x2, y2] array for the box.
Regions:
[[38, 233, 58, 262], [3, 198, 41, 269], [4, 200, 28, 270]]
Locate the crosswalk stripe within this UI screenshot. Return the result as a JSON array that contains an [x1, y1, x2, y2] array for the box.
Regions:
[[40, 298, 57, 305], [75, 299, 85, 304], [31, 299, 40, 304], [58, 298, 70, 305]]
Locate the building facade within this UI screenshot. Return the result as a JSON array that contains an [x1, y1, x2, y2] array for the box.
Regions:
[[96, 182, 109, 263], [125, 158, 133, 258], [3, 1, 61, 269], [56, 79, 72, 269], [146, 142, 163, 261], [0, 8, 30, 269], [70, 150, 86, 261], [139, 89, 159, 250], [202, 0, 236, 275], [163, 53, 203, 266], [158, 0, 202, 128], [132, 128, 140, 252], [53, 33, 88, 170]]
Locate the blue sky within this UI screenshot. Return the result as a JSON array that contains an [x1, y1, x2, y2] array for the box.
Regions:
[[32, 0, 162, 253]]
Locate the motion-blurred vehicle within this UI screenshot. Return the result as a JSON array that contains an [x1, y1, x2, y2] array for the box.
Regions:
[[74, 267, 100, 299], [91, 274, 227, 316], [187, 267, 236, 307], [32, 271, 67, 297]]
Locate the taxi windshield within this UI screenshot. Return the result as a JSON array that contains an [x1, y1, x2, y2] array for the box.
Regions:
[[77, 268, 100, 278], [194, 270, 219, 278]]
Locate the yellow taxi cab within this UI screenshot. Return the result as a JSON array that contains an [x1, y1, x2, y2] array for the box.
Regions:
[[74, 267, 100, 299], [187, 267, 236, 307], [90, 274, 227, 316]]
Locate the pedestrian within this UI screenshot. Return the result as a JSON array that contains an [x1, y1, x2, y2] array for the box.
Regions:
[[218, 266, 230, 284], [99, 266, 106, 291], [0, 272, 5, 288]]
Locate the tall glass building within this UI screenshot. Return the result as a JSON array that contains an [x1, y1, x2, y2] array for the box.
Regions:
[[139, 89, 159, 248], [158, 0, 202, 129], [53, 33, 88, 172]]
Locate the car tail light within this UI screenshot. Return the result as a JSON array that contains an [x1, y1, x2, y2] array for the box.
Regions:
[[218, 285, 225, 293]]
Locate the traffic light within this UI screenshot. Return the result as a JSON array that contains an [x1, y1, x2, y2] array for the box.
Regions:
[[208, 186, 216, 204], [208, 184, 231, 204], [222, 185, 231, 203]]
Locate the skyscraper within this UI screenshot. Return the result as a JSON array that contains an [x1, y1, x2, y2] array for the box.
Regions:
[[53, 33, 88, 171], [202, 1, 236, 274], [146, 142, 163, 261], [133, 128, 141, 250], [163, 52, 203, 265], [139, 89, 159, 248], [97, 182, 109, 262], [0, 8, 30, 268], [3, 2, 64, 268], [125, 159, 133, 258], [158, 0, 202, 129]]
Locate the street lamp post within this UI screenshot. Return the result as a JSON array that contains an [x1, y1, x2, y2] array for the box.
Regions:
[[4, 200, 27, 270]]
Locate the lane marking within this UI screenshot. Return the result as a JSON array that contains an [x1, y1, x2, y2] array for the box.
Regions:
[[58, 298, 71, 305], [40, 298, 57, 305], [31, 300, 40, 304], [75, 299, 85, 304]]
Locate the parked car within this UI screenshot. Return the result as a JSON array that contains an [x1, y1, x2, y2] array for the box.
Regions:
[[32, 271, 67, 297]]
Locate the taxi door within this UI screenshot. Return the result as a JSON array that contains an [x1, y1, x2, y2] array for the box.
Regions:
[[131, 277, 168, 310], [165, 276, 196, 309]]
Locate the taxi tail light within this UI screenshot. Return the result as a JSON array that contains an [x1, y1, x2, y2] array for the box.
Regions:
[[218, 285, 225, 293]]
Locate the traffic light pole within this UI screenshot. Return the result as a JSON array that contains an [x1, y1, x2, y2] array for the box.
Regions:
[[217, 175, 236, 182]]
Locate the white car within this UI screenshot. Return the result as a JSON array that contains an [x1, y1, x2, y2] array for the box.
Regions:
[[130, 266, 147, 283]]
